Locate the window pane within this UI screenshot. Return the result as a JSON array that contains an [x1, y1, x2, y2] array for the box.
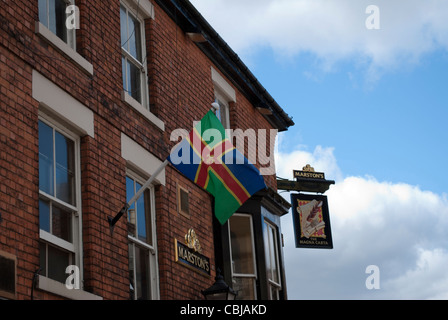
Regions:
[[127, 60, 142, 103], [55, 0, 67, 42], [48, 0, 68, 43], [126, 176, 135, 210], [120, 5, 127, 49], [128, 14, 142, 62], [126, 176, 151, 244], [39, 120, 54, 196], [48, 0, 56, 32], [135, 182, 147, 242], [122, 56, 127, 91], [39, 199, 51, 233], [55, 131, 75, 205], [214, 100, 221, 121], [229, 216, 255, 274], [39, 0, 48, 26], [134, 184, 151, 244], [129, 243, 135, 299], [233, 277, 256, 300], [218, 101, 228, 128], [214, 98, 229, 129], [47, 244, 71, 283], [270, 227, 279, 283], [270, 285, 280, 300], [52, 205, 73, 243], [135, 245, 151, 300], [264, 221, 280, 285], [39, 242, 47, 277]]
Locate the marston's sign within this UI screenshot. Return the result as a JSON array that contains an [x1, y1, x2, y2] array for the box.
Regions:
[[293, 164, 325, 180], [291, 193, 333, 249], [174, 229, 210, 276], [294, 170, 325, 179]]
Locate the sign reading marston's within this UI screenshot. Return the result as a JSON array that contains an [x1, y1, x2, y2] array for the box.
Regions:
[[174, 229, 210, 276], [294, 164, 325, 180]]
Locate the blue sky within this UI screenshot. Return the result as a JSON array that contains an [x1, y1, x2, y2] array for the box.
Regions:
[[252, 48, 448, 194], [190, 0, 448, 299]]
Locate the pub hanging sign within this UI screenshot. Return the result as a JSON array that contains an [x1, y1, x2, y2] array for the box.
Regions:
[[291, 193, 333, 249]]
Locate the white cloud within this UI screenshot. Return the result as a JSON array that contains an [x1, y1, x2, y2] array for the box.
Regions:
[[384, 248, 448, 300], [275, 144, 343, 182], [188, 0, 448, 298], [191, 0, 448, 74], [277, 145, 448, 299]]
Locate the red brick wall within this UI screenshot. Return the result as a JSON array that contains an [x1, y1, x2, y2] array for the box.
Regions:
[[0, 0, 279, 300], [0, 45, 40, 300]]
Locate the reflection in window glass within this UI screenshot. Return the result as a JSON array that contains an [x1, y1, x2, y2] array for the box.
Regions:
[[120, 5, 127, 47], [52, 205, 73, 243], [38, 0, 70, 44], [40, 242, 74, 283], [55, 131, 75, 205], [126, 176, 151, 244], [230, 215, 254, 274], [127, 60, 142, 103], [135, 245, 150, 300], [232, 277, 256, 300], [213, 97, 229, 129], [127, 14, 142, 62], [129, 239, 152, 299], [39, 121, 54, 196], [47, 244, 71, 283], [229, 214, 257, 300], [39, 199, 51, 234], [264, 218, 282, 300]]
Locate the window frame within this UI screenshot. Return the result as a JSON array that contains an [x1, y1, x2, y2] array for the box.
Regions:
[[38, 114, 83, 285], [126, 169, 159, 300], [38, 0, 76, 49], [264, 219, 282, 300], [228, 213, 258, 300], [177, 184, 190, 218], [120, 1, 150, 110], [211, 66, 235, 130], [213, 90, 231, 129]]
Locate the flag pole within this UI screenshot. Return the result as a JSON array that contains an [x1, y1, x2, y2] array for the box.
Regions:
[[108, 159, 169, 233]]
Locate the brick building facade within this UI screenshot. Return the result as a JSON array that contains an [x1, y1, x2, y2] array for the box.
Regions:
[[0, 0, 293, 300]]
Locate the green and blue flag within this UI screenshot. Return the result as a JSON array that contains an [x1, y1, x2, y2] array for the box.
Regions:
[[168, 110, 266, 224]]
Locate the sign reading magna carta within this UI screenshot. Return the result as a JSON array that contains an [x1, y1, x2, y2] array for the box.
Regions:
[[290, 193, 333, 249]]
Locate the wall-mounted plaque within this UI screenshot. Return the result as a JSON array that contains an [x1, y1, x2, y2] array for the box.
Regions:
[[174, 229, 211, 276]]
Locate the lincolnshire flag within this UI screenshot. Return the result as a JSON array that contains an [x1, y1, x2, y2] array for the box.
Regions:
[[168, 110, 266, 224]]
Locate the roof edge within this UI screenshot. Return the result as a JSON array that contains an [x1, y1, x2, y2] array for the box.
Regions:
[[155, 0, 295, 131]]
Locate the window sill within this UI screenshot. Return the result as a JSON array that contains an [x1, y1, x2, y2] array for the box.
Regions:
[[37, 275, 103, 300], [122, 91, 165, 131], [35, 21, 94, 76]]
